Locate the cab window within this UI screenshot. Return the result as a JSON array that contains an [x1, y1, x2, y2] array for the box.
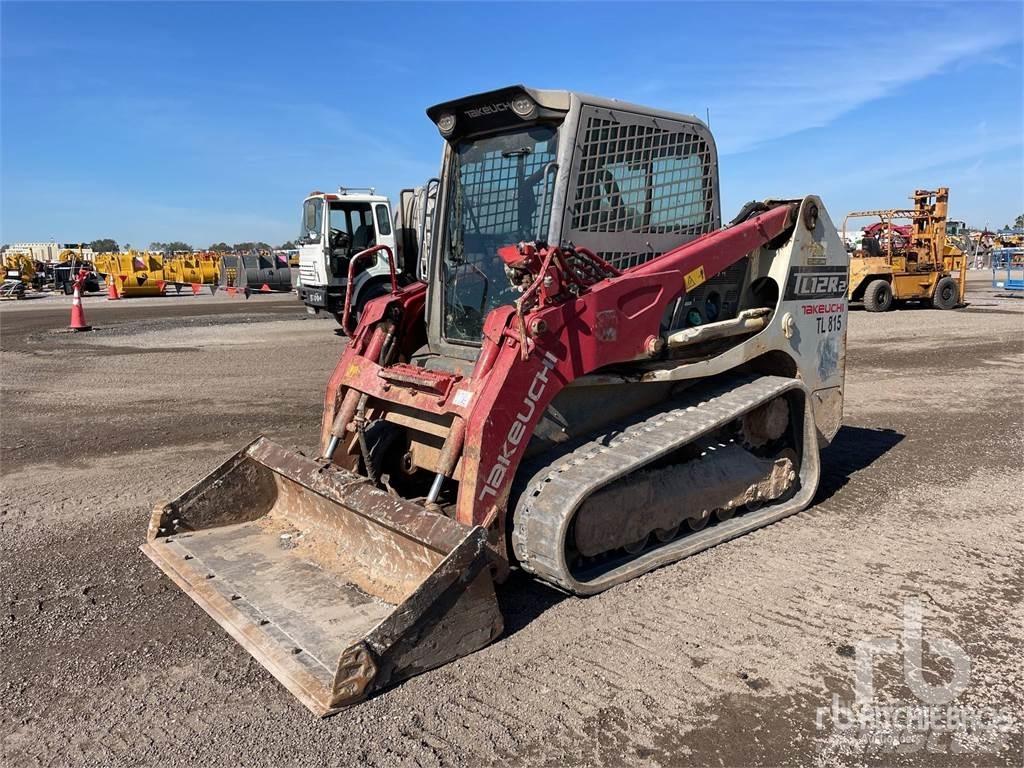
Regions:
[[375, 204, 392, 236], [328, 202, 376, 250], [301, 198, 323, 241]]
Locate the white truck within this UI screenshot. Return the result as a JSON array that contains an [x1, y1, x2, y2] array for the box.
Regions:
[[296, 184, 436, 323]]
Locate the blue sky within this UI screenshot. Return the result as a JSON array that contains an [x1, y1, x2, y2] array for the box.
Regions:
[[1, 1, 1021, 248]]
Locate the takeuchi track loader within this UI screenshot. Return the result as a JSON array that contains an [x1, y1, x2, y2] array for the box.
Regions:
[[143, 86, 849, 715]]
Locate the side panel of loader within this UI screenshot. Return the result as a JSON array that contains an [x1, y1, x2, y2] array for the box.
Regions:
[[640, 196, 848, 446]]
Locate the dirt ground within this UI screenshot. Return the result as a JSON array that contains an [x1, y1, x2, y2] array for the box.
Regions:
[[1, 276, 1021, 767]]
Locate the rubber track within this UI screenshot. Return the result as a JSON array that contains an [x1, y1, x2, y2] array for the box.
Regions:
[[512, 374, 819, 595]]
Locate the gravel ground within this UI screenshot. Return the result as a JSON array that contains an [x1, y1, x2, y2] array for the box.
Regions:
[[1, 276, 1021, 767]]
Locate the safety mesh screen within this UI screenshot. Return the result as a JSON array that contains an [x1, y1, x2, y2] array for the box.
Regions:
[[443, 127, 558, 342], [455, 143, 557, 240], [571, 117, 715, 237], [601, 250, 661, 271]]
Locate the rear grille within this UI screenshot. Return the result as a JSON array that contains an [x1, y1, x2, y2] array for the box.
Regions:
[[571, 117, 715, 240], [602, 250, 662, 271], [563, 107, 718, 272]]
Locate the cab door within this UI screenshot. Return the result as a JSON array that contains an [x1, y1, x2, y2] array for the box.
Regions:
[[297, 197, 327, 288], [374, 202, 397, 257]]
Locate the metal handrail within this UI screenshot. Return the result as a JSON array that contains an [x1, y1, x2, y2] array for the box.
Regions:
[[342, 244, 398, 337]]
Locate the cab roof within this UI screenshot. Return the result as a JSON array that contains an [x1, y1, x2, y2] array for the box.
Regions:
[[305, 189, 389, 204]]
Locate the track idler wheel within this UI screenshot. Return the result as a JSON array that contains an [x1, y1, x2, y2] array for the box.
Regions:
[[739, 397, 790, 449], [714, 506, 735, 522], [686, 511, 710, 532], [623, 535, 649, 555], [653, 524, 680, 543]]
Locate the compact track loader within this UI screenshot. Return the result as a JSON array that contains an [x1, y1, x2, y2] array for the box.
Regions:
[[143, 86, 849, 715]]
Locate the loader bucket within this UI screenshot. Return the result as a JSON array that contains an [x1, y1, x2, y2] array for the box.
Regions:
[[141, 437, 503, 716]]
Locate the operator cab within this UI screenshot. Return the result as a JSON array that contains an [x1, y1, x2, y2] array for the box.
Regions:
[[420, 85, 723, 364]]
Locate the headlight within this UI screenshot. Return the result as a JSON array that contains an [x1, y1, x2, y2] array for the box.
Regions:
[[511, 94, 536, 118], [436, 112, 457, 135]]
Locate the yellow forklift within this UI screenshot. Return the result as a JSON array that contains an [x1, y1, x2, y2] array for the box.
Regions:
[[844, 187, 966, 311]]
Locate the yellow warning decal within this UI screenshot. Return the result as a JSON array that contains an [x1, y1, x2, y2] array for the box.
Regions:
[[345, 363, 361, 378], [684, 265, 706, 292]]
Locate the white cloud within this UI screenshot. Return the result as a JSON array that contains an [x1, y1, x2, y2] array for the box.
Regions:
[[635, 5, 1022, 155], [830, 131, 1023, 187]]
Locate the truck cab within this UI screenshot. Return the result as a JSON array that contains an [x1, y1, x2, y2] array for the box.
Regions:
[[297, 188, 398, 322]]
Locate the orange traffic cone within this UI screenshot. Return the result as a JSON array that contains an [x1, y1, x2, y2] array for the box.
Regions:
[[260, 283, 271, 293], [107, 275, 121, 300], [69, 279, 91, 332]]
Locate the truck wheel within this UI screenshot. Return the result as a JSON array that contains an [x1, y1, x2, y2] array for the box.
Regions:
[[863, 279, 893, 312], [932, 276, 959, 310]]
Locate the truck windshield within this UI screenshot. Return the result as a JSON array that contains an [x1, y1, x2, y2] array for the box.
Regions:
[[442, 125, 558, 342]]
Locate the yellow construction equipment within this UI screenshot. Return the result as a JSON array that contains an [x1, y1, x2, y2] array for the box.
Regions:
[[93, 252, 118, 279], [1, 253, 34, 298], [155, 251, 221, 288], [844, 187, 966, 311], [163, 253, 205, 287], [197, 252, 220, 283], [1, 253, 36, 284], [95, 251, 221, 295], [104, 251, 166, 297]]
